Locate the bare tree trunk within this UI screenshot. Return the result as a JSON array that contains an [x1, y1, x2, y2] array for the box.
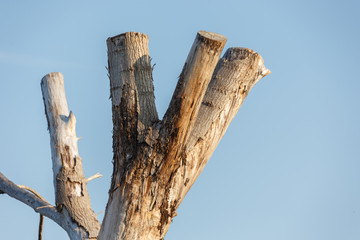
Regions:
[[98, 31, 269, 240], [0, 30, 269, 240]]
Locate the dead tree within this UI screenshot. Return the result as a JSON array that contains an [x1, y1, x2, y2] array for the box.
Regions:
[[0, 31, 270, 240]]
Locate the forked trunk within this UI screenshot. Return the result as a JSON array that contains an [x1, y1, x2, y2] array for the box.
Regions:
[[98, 31, 269, 240], [0, 30, 269, 240]]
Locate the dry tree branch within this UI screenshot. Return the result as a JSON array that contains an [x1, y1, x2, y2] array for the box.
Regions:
[[17, 185, 47, 240]]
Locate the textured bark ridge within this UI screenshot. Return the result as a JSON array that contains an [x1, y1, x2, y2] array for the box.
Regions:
[[99, 31, 270, 240], [0, 30, 270, 240]]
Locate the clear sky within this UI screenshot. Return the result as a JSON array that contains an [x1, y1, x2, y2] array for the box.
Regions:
[[1, 0, 360, 239]]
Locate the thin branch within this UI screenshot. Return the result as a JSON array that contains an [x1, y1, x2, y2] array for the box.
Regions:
[[38, 214, 44, 240], [0, 172, 93, 239], [17, 185, 47, 201], [86, 173, 103, 183], [17, 185, 46, 240]]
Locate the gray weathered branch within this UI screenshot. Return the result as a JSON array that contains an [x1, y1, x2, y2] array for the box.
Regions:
[[41, 72, 100, 239], [0, 172, 96, 240], [0, 172, 60, 223]]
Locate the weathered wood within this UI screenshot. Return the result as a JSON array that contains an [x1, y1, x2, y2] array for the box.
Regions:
[[0, 31, 271, 240], [177, 48, 271, 202], [107, 32, 158, 127], [0, 172, 85, 240], [99, 31, 229, 240], [155, 31, 227, 237], [105, 31, 158, 203], [188, 47, 270, 149], [41, 72, 100, 239], [99, 32, 272, 240], [99, 32, 160, 240], [161, 31, 227, 164], [0, 172, 60, 225], [143, 47, 270, 238]]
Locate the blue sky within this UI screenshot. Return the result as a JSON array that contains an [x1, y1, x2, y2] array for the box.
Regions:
[[1, 0, 360, 239]]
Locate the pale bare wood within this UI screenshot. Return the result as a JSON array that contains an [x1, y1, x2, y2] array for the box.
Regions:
[[41, 73, 100, 239], [107, 32, 158, 127], [161, 31, 227, 159], [99, 31, 229, 240], [86, 173, 103, 182], [105, 32, 159, 201], [188, 47, 270, 149], [153, 31, 228, 237], [0, 172, 95, 240], [99, 32, 272, 240], [0, 31, 271, 240], [141, 48, 271, 238], [0, 172, 56, 217], [176, 48, 271, 203], [17, 185, 47, 201]]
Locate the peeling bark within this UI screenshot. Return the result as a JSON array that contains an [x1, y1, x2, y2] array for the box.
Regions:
[[41, 73, 100, 239], [99, 32, 161, 240], [99, 31, 269, 240], [0, 31, 270, 240]]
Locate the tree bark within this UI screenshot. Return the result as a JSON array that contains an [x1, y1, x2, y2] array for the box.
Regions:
[[100, 31, 227, 240], [99, 32, 161, 240], [0, 31, 270, 240], [98, 31, 269, 240], [41, 73, 100, 239], [177, 47, 270, 201]]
